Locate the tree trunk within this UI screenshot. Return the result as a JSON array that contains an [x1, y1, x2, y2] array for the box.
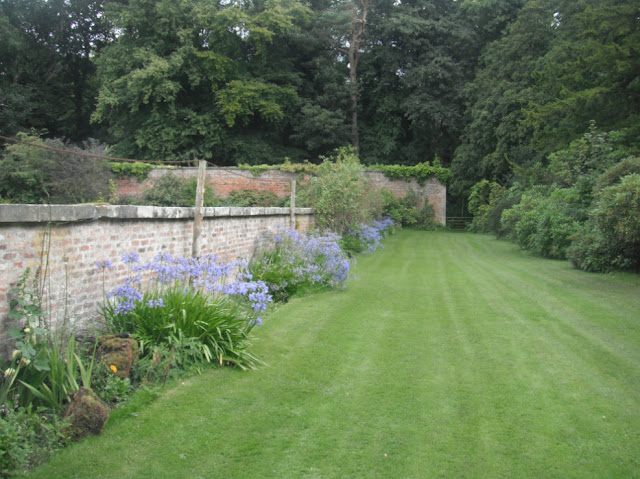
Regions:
[[348, 0, 370, 156]]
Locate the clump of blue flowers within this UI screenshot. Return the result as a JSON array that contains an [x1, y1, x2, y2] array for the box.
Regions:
[[248, 229, 352, 302], [97, 252, 272, 370], [342, 217, 396, 255]]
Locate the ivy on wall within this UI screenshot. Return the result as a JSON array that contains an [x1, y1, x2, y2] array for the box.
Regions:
[[108, 162, 173, 182], [238, 161, 451, 184]]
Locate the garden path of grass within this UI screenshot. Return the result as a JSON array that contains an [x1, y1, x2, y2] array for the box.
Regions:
[[30, 230, 640, 478]]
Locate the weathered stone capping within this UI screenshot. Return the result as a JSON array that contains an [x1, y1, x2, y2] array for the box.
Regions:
[[0, 204, 314, 344]]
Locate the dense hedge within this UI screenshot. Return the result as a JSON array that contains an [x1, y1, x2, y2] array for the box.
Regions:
[[468, 127, 640, 273]]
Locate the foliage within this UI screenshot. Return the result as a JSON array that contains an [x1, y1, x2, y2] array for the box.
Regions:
[[237, 164, 275, 177], [370, 161, 452, 186], [467, 180, 505, 233], [595, 157, 640, 191], [1, 270, 78, 412], [381, 190, 439, 230], [109, 162, 160, 183], [90, 0, 310, 162], [451, 0, 640, 199], [238, 161, 320, 177], [0, 0, 115, 141], [0, 406, 69, 477], [485, 192, 522, 238], [478, 126, 640, 270], [299, 148, 381, 234], [17, 337, 84, 413], [524, 1, 640, 151], [3, 0, 639, 184], [341, 219, 395, 256], [0, 134, 114, 204], [91, 364, 133, 406], [501, 186, 586, 259], [227, 189, 286, 207], [247, 229, 351, 302], [357, 0, 476, 165], [141, 175, 220, 208], [568, 174, 640, 272], [542, 123, 631, 189], [99, 252, 270, 370], [450, 0, 555, 197]]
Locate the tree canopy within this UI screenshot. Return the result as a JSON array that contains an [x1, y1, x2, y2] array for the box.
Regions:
[[2, 0, 639, 201]]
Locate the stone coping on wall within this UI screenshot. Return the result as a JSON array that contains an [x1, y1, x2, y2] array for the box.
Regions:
[[0, 204, 315, 224]]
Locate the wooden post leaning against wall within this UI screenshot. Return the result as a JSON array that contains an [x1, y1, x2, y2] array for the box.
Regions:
[[289, 179, 296, 229], [192, 160, 207, 258]]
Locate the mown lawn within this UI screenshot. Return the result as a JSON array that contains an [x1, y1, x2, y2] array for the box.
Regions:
[[29, 230, 640, 478]]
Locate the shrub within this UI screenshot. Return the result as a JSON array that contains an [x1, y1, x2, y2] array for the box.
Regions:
[[99, 252, 270, 370], [569, 174, 640, 272], [0, 407, 69, 476], [247, 229, 351, 302], [142, 174, 221, 207], [341, 219, 396, 256], [486, 192, 522, 238], [0, 134, 114, 204], [382, 189, 439, 230], [595, 157, 640, 191], [545, 124, 630, 188], [109, 161, 158, 182], [467, 180, 505, 233], [227, 189, 286, 207], [501, 186, 586, 259], [300, 148, 381, 234]]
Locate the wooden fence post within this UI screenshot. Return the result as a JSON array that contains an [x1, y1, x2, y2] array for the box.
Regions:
[[192, 160, 207, 258], [289, 179, 296, 229]]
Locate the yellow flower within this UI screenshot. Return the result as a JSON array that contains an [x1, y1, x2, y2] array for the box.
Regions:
[[110, 365, 118, 374]]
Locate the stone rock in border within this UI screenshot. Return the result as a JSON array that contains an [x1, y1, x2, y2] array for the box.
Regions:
[[62, 388, 110, 441], [97, 334, 139, 379]]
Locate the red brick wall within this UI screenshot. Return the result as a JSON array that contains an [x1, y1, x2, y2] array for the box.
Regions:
[[363, 171, 446, 224], [0, 205, 314, 352], [117, 168, 297, 200], [116, 167, 447, 224]]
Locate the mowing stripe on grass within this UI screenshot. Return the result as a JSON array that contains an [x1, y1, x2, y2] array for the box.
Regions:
[[29, 231, 640, 479]]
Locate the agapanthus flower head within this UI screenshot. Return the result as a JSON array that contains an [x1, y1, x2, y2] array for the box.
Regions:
[[122, 251, 140, 265], [94, 260, 114, 271], [101, 251, 270, 324]]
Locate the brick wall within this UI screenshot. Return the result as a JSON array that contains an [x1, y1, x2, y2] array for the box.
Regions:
[[115, 167, 447, 224], [116, 168, 296, 200], [363, 172, 446, 225], [0, 205, 314, 352]]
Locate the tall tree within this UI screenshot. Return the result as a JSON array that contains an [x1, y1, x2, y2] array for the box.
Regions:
[[450, 0, 560, 196], [345, 0, 374, 155], [357, 0, 474, 165], [0, 0, 116, 141], [524, 0, 640, 151], [91, 0, 310, 163]]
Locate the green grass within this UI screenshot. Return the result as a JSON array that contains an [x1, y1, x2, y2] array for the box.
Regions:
[[28, 231, 640, 478]]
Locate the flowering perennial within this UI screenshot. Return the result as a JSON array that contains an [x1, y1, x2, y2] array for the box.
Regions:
[[271, 229, 352, 286], [97, 252, 272, 324], [247, 228, 352, 303], [349, 217, 396, 254]]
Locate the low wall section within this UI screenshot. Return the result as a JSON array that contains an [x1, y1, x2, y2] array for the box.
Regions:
[[0, 204, 314, 345]]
